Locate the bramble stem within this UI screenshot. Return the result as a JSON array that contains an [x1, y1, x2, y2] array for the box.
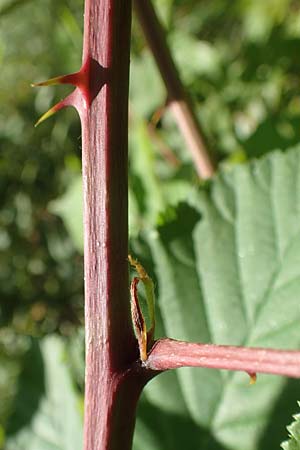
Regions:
[[146, 338, 300, 378], [81, 2, 146, 450], [34, 2, 300, 449], [133, 0, 215, 179]]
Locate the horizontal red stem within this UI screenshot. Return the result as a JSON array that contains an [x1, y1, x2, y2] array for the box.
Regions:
[[146, 338, 300, 378]]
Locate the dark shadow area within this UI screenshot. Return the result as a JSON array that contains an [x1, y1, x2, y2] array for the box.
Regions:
[[7, 338, 45, 435], [242, 116, 300, 159], [88, 57, 110, 104], [136, 394, 228, 450], [243, 33, 300, 79], [158, 202, 201, 243], [129, 173, 148, 216], [258, 378, 300, 450]]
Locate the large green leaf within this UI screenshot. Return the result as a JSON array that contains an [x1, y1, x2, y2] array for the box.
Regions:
[[5, 336, 83, 450], [134, 146, 300, 450]]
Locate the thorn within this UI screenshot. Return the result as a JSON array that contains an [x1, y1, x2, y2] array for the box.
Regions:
[[31, 57, 109, 120], [31, 71, 83, 88], [31, 75, 63, 87], [34, 105, 59, 127], [247, 372, 257, 385], [34, 91, 77, 127]]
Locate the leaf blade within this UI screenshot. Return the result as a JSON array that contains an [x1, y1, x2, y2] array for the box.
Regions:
[[142, 146, 300, 450]]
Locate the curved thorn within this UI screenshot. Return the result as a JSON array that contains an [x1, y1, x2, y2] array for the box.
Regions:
[[34, 91, 77, 127], [34, 105, 60, 127]]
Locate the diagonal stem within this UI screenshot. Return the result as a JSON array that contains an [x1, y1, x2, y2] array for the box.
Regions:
[[133, 0, 215, 179]]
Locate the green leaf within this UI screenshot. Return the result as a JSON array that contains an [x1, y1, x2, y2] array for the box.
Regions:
[[134, 370, 204, 450], [129, 52, 165, 119], [170, 32, 222, 83], [152, 0, 173, 27], [135, 146, 300, 450], [282, 403, 300, 450], [129, 120, 191, 236], [6, 336, 83, 450]]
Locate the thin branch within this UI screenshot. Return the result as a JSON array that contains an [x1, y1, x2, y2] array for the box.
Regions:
[[147, 121, 181, 168], [133, 0, 215, 179], [146, 338, 300, 379]]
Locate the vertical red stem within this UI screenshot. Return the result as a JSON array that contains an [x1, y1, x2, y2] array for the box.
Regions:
[[81, 2, 144, 449]]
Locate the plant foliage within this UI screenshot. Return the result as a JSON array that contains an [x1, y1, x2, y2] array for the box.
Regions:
[[282, 404, 300, 450], [134, 146, 300, 450], [1, 0, 300, 449]]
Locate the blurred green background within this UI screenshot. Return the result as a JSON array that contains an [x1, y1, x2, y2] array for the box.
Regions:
[[1, 0, 300, 448]]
